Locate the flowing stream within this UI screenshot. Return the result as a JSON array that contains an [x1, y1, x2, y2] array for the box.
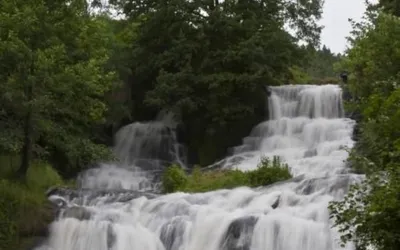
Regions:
[[37, 84, 360, 250]]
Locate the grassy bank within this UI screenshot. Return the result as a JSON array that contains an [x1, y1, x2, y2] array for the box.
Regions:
[[163, 156, 292, 193], [0, 155, 67, 249]]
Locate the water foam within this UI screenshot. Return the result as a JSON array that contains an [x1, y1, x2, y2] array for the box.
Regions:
[[77, 115, 186, 191], [38, 84, 360, 250]]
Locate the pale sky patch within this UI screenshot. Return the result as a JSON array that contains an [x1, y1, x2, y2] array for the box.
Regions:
[[319, 0, 368, 54]]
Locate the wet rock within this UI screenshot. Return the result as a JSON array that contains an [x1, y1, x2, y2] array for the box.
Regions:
[[296, 179, 317, 195], [61, 206, 92, 221], [239, 196, 255, 208], [160, 217, 187, 250], [328, 176, 351, 193], [304, 149, 317, 158], [46, 187, 159, 206], [107, 225, 115, 249], [48, 196, 68, 208], [271, 196, 280, 209], [221, 216, 259, 250]]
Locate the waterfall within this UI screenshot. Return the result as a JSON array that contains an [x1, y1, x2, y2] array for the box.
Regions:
[[37, 84, 361, 250], [219, 84, 353, 176], [76, 114, 186, 192]]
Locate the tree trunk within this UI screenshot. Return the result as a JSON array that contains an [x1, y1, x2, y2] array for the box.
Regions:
[[18, 108, 33, 178], [18, 58, 34, 178]]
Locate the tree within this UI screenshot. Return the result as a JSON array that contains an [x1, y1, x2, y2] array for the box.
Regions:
[[0, 0, 116, 177], [329, 12, 400, 250], [111, 0, 324, 165], [289, 44, 342, 85], [368, 0, 400, 17]]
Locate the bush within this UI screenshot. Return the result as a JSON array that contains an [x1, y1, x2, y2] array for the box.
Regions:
[[248, 156, 291, 186], [26, 161, 63, 191], [0, 158, 64, 249], [0, 155, 64, 190], [162, 156, 292, 193], [162, 164, 188, 193], [0, 180, 54, 249], [0, 154, 20, 179]]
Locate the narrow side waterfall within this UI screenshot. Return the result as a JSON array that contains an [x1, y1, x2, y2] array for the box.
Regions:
[[77, 115, 186, 191], [38, 84, 361, 250], [113, 121, 186, 168]]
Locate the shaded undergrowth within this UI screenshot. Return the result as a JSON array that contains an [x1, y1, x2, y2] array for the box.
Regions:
[[0, 155, 68, 249]]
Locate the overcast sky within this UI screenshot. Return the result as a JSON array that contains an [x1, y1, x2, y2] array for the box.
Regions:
[[319, 0, 368, 54]]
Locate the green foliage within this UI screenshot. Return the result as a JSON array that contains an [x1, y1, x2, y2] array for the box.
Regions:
[[329, 11, 400, 250], [340, 13, 400, 169], [0, 0, 117, 176], [26, 161, 63, 191], [339, 13, 400, 103], [329, 163, 400, 250], [289, 45, 342, 85], [288, 66, 312, 85], [0, 159, 63, 249], [162, 156, 291, 193], [0, 180, 19, 247], [247, 157, 292, 187], [0, 180, 54, 249], [303, 45, 342, 79], [113, 0, 324, 164], [368, 0, 400, 17], [162, 164, 189, 193], [0, 155, 20, 179]]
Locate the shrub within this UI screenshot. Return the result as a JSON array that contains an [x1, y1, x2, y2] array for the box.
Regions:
[[26, 161, 63, 191], [248, 156, 291, 187], [162, 156, 292, 193], [162, 164, 188, 193], [0, 180, 54, 249], [0, 158, 64, 249], [0, 154, 20, 179]]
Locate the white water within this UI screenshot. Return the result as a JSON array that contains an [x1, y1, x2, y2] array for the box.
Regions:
[[38, 84, 360, 250], [76, 115, 186, 191]]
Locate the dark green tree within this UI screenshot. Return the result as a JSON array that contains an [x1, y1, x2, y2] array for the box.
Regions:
[[111, 0, 324, 165], [368, 0, 400, 17], [0, 0, 116, 177], [329, 11, 400, 250]]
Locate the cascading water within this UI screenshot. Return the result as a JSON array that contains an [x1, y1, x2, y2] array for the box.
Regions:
[[77, 113, 186, 192], [218, 84, 352, 176], [37, 84, 361, 250]]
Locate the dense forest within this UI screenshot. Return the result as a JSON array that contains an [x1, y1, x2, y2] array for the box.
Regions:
[[0, 0, 339, 174], [0, 0, 399, 249]]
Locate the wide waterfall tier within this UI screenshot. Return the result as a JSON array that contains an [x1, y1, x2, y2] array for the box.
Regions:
[[221, 84, 355, 177], [76, 121, 186, 191], [37, 84, 360, 250], [268, 84, 344, 119]]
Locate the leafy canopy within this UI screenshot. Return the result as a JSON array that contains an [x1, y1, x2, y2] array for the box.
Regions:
[[110, 0, 324, 165], [329, 9, 400, 250], [0, 0, 117, 176]]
